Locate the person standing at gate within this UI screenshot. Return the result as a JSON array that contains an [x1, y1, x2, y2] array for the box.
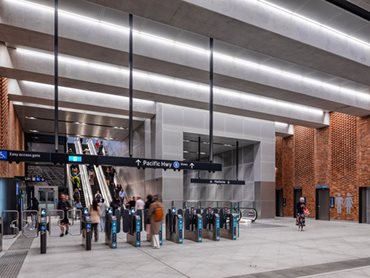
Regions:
[[149, 195, 164, 249], [119, 187, 126, 206], [135, 196, 145, 211], [90, 199, 101, 242], [145, 195, 154, 241], [31, 197, 39, 230], [98, 198, 107, 232], [57, 193, 72, 237]]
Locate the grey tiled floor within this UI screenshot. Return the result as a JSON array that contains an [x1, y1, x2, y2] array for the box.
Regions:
[[4, 217, 370, 278]]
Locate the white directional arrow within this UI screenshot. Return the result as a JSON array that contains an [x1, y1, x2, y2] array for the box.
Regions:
[[136, 159, 142, 166], [189, 163, 195, 169]]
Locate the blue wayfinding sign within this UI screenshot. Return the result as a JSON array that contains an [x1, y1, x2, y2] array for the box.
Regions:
[[68, 155, 82, 162], [0, 150, 8, 160]]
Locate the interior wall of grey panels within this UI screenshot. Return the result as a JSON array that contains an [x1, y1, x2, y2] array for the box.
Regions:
[[156, 104, 275, 217], [103, 123, 155, 198], [184, 146, 255, 206], [254, 181, 276, 219]]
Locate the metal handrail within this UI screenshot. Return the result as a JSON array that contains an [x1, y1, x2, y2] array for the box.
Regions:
[[22, 210, 39, 238], [66, 164, 74, 203], [87, 139, 111, 206], [47, 209, 65, 237], [1, 210, 19, 237]]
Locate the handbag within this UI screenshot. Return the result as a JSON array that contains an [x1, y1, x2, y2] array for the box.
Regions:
[[303, 208, 310, 216]]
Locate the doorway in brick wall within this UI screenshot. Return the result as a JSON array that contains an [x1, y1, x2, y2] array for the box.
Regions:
[[359, 187, 370, 224], [316, 187, 330, 220], [276, 189, 283, 217], [293, 188, 302, 217]]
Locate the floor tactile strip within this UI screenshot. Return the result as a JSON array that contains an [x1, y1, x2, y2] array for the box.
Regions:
[[0, 236, 34, 277]]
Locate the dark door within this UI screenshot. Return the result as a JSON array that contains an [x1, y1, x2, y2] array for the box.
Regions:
[[316, 188, 330, 220], [359, 187, 370, 224], [293, 188, 302, 217], [276, 189, 283, 216]]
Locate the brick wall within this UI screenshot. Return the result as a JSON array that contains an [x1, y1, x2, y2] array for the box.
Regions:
[[0, 77, 25, 177], [276, 112, 370, 221]]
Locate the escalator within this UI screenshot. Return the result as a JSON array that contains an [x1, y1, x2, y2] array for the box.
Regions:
[[73, 138, 94, 207], [86, 139, 112, 206], [67, 143, 88, 208]]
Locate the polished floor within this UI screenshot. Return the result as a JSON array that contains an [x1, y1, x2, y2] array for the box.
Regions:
[[1, 217, 370, 278]]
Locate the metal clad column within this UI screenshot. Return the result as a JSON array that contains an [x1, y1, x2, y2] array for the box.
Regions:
[[209, 38, 214, 163], [236, 141, 239, 180], [128, 14, 134, 157], [54, 0, 59, 152]]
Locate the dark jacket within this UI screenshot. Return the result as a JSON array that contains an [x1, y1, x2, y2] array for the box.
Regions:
[[296, 202, 305, 215]]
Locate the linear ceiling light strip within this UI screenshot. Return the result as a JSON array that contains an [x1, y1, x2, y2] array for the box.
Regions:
[[15, 47, 325, 117], [7, 0, 370, 102]]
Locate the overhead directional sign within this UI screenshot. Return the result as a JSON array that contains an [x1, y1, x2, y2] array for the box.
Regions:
[[191, 178, 245, 185], [0, 150, 222, 172]]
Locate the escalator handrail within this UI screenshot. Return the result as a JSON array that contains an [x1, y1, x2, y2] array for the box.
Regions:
[[66, 165, 75, 204]]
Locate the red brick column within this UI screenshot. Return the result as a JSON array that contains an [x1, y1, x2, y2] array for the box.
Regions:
[[0, 77, 25, 177]]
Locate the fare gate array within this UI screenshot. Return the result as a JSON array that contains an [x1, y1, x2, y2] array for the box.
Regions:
[[0, 205, 245, 254]]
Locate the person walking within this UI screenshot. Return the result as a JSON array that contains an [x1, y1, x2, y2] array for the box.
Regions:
[[90, 199, 101, 242], [99, 198, 107, 232], [149, 195, 164, 249], [57, 193, 72, 237], [119, 188, 126, 206], [296, 197, 307, 231]]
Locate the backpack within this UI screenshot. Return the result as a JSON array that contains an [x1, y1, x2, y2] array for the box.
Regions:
[[153, 206, 164, 222]]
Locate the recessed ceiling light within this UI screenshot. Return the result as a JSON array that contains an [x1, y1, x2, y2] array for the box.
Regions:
[[113, 126, 126, 130], [74, 122, 87, 125], [202, 142, 209, 145], [104, 137, 113, 140], [183, 150, 189, 153], [200, 152, 206, 155], [29, 130, 39, 133], [25, 116, 37, 120], [183, 139, 190, 143], [224, 144, 233, 147]]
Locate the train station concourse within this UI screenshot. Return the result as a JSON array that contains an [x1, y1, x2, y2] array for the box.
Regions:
[[0, 0, 369, 277]]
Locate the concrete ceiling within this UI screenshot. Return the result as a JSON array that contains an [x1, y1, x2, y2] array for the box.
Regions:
[[183, 133, 256, 160], [14, 103, 143, 140], [0, 0, 369, 139]]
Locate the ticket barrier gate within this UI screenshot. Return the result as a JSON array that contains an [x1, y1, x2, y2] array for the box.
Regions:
[[105, 207, 117, 249], [39, 208, 48, 254], [21, 209, 50, 254], [81, 208, 92, 250], [201, 208, 220, 241], [219, 209, 239, 240], [122, 209, 141, 247], [166, 208, 183, 244], [184, 208, 202, 242]]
